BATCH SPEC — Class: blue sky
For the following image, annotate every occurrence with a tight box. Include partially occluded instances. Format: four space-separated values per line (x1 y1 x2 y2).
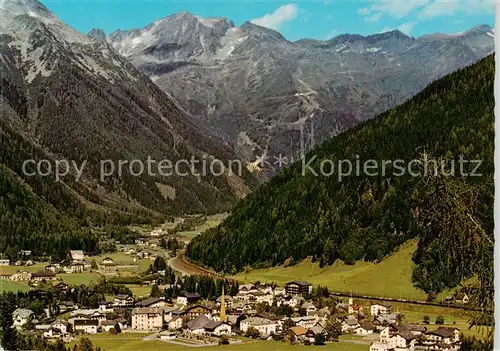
42 0 495 41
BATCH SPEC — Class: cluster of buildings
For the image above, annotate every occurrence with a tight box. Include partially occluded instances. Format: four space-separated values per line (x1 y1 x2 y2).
0 250 90 287
370 324 461 351
7 273 466 350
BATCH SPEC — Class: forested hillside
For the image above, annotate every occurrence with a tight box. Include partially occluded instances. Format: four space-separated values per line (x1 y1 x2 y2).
0 0 257 260
187 55 494 293
0 118 133 260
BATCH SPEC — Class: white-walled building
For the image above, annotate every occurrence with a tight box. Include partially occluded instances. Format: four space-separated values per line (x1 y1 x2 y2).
12 309 34 328
370 302 392 316
240 317 278 337
131 308 164 331
74 320 99 334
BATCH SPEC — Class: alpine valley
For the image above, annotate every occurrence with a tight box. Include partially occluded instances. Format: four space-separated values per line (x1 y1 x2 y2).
104 13 494 174
0 0 256 257
0 1 495 350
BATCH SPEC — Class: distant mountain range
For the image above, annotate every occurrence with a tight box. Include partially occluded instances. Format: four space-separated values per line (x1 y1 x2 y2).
101 12 494 175
0 0 255 219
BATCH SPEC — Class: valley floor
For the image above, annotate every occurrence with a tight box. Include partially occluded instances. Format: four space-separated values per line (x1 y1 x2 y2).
74 335 368 351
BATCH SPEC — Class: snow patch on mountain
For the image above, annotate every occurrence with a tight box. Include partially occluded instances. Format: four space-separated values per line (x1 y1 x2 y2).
0 0 142 84
194 15 226 28
0 0 91 44
215 27 246 60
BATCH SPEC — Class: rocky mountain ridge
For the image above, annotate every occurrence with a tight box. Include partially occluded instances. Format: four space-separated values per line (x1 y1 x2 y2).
0 0 255 216
104 13 494 175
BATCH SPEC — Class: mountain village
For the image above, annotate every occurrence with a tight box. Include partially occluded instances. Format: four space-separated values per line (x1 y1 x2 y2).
5 260 465 351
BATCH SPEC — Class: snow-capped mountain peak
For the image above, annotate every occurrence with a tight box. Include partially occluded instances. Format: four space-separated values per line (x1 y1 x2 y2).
0 0 51 19
0 0 140 84
0 0 92 46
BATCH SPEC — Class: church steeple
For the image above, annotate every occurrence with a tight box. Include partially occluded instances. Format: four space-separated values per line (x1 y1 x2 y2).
220 285 227 322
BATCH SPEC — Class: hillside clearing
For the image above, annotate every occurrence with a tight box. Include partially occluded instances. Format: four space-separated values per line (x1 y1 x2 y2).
0 280 30 293
177 214 228 242
231 240 427 300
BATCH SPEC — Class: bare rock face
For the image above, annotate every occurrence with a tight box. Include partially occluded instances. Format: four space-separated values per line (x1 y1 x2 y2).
0 0 255 215
106 13 494 174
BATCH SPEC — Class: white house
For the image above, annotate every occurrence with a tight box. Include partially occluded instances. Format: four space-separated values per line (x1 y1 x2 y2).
0 259 10 266
291 316 319 329
114 294 134 306
13 309 34 328
43 327 61 339
424 327 460 345
45 264 59 273
205 321 232 336
168 316 183 330
370 341 391 351
185 315 232 336
240 317 277 336
238 284 255 294
280 295 304 308
74 319 99 334
380 326 391 343
102 257 114 265
301 302 318 316
69 310 106 326
158 331 177 340
131 308 164 331
97 301 114 313
136 297 166 308
163 306 180 323
70 250 85 262
285 281 313 296
370 302 392 316
216 295 233 308
10 271 31 281
51 320 69 334
354 322 374 335
247 291 273 305
274 287 286 296
176 292 201 306
100 321 118 332
389 332 416 351
64 263 84 274
341 317 360 332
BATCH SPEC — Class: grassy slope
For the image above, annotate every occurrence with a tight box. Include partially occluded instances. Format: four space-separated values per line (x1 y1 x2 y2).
126 285 152 299
57 273 102 286
0 280 30 293
177 214 229 242
0 263 47 275
231 240 427 300
76 336 367 351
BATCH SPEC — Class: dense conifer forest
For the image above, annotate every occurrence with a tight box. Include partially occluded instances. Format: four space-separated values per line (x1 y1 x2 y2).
187 55 494 294
0 118 163 260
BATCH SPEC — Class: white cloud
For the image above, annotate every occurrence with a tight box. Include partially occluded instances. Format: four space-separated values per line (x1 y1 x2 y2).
251 4 299 31
357 7 371 15
417 1 459 19
380 26 393 33
379 22 417 35
360 0 493 23
327 14 334 20
398 22 417 34
358 0 430 20
324 29 339 40
365 12 383 22
418 0 494 20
